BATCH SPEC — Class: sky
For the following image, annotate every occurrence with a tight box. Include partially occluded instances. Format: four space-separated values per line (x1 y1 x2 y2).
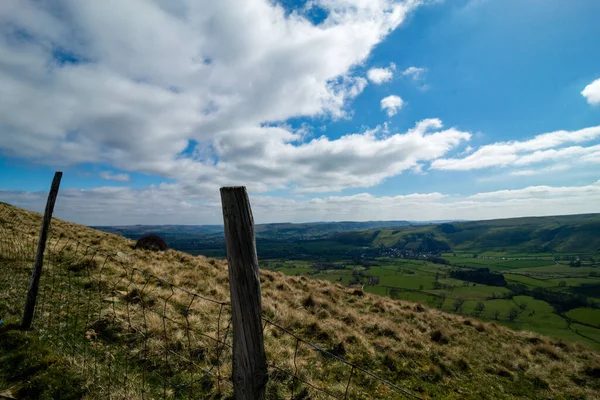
1 0 600 225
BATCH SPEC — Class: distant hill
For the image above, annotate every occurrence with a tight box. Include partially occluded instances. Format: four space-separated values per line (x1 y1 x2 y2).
95 214 600 258
93 220 416 241
330 213 600 254
93 224 224 239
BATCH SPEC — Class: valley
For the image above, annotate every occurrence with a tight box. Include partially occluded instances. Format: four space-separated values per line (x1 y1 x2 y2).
98 213 600 350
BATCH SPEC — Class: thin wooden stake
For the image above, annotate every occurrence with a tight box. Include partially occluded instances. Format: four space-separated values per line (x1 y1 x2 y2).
220 186 268 400
22 171 63 329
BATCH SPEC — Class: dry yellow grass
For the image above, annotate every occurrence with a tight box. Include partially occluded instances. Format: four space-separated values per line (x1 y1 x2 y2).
1 202 600 399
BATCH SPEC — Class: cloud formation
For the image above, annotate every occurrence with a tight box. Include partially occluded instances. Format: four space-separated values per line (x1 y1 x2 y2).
3 180 599 225
0 0 423 193
100 171 130 182
209 119 470 193
380 95 404 116
367 63 396 84
402 66 426 81
582 78 600 105
431 126 600 171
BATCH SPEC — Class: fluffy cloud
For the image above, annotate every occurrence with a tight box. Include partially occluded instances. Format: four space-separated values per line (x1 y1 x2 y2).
210 119 470 193
367 63 395 84
380 95 404 116
402 66 426 80
509 164 571 177
3 180 599 225
0 0 423 193
582 78 600 105
100 171 130 182
469 180 600 200
431 126 600 171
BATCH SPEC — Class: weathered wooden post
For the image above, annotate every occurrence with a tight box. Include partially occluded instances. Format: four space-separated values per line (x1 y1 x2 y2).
220 186 268 399
22 171 63 329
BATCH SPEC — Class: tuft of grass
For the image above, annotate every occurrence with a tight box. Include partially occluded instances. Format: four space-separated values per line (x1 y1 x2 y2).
67 258 98 273
430 329 450 344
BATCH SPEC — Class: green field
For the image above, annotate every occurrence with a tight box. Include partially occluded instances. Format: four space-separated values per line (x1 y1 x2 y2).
504 274 556 287
566 308 600 328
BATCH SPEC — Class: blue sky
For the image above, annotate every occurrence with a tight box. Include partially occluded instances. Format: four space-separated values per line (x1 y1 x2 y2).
1 0 599 225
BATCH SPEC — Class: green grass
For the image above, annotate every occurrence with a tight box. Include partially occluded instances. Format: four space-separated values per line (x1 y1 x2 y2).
444 256 556 271
514 265 599 277
463 299 514 316
377 275 436 290
317 271 354 285
435 296 600 350
0 324 88 399
432 284 511 300
546 277 600 287
504 274 556 288
566 308 600 328
570 323 600 344
365 265 401 277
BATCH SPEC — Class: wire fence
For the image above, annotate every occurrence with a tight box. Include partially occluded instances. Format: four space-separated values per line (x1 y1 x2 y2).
0 203 422 399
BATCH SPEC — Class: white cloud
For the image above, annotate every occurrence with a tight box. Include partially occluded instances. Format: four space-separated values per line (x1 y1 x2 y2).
509 164 571 177
214 119 470 193
582 78 600 105
431 126 600 171
367 63 396 84
3 180 599 225
461 145 474 155
509 170 537 177
100 171 130 182
380 95 404 116
469 180 600 200
0 0 423 193
402 66 426 80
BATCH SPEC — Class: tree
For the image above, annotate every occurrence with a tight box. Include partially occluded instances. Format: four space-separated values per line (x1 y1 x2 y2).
453 297 465 312
493 310 500 320
419 284 424 291
508 307 519 322
558 280 567 287
475 302 485 316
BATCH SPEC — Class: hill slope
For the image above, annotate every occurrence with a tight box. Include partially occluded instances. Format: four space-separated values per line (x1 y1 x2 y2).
1 202 599 399
331 213 600 254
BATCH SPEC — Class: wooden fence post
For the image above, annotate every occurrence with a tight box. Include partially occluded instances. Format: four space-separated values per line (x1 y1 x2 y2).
22 171 63 329
220 186 268 400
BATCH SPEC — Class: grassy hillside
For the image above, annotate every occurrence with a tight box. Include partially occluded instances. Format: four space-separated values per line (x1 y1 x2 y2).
332 213 600 254
1 202 600 399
